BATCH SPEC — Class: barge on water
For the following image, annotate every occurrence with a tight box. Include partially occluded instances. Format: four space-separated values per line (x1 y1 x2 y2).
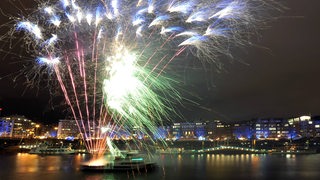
80 154 157 172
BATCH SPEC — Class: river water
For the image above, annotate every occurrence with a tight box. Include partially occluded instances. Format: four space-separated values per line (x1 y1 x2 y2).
0 153 320 180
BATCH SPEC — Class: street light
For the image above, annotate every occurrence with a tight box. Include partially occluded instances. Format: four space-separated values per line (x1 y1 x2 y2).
35 124 40 137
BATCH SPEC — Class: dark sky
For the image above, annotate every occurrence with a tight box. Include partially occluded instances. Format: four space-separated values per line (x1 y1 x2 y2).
0 0 320 123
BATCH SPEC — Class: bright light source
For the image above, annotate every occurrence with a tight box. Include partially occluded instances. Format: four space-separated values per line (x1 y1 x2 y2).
101 127 110 134
300 116 311 121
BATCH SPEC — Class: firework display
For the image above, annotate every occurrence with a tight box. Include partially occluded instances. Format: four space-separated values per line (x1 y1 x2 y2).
9 0 280 156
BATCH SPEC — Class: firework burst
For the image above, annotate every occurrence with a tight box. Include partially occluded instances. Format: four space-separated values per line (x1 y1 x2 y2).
2 0 282 156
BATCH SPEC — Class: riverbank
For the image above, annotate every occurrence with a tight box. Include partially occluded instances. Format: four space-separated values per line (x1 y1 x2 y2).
1 137 320 155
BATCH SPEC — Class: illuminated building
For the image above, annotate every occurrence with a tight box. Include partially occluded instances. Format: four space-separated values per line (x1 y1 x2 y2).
171 122 193 139
288 115 316 138
249 116 318 140
313 117 320 137
170 120 231 140
205 120 232 140
40 124 59 138
171 123 182 139
0 115 37 138
57 119 80 139
253 118 289 139
232 122 253 140
181 122 196 138
0 118 13 137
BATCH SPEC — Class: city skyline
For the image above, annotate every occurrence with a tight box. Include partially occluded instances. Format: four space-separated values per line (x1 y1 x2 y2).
2 114 320 141
0 0 319 123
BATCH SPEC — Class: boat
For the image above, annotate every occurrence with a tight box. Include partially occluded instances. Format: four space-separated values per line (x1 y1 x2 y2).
80 153 157 172
29 143 75 155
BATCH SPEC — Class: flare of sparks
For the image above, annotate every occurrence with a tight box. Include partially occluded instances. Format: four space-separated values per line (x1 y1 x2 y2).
7 0 281 157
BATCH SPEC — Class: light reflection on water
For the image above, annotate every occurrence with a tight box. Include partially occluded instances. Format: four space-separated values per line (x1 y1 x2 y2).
1 153 320 180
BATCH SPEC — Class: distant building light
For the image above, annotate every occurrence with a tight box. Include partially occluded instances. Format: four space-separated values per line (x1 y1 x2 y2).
66 136 74 140
300 116 311 121
198 136 205 141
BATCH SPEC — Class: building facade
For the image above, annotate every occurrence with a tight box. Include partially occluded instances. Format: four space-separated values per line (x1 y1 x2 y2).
0 115 37 138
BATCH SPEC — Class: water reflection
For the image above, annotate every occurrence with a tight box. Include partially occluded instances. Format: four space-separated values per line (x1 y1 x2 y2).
16 153 70 173
83 173 117 180
16 153 39 173
1 153 320 180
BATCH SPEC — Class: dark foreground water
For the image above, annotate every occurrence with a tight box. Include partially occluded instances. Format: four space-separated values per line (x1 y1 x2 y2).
1 153 320 180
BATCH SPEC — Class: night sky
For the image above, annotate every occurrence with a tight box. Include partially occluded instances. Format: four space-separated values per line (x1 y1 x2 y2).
0 0 319 123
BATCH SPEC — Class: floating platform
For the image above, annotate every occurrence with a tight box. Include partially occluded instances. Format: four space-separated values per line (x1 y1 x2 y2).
81 161 157 172
80 155 157 172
